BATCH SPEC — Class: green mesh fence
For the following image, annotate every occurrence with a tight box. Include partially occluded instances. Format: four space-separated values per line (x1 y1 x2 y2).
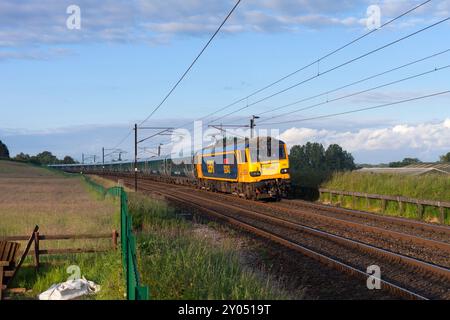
82 175 149 300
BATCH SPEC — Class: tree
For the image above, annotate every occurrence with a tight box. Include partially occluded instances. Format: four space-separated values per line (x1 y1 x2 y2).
0 140 10 159
440 152 450 163
62 156 77 164
31 151 59 165
14 152 31 162
290 142 326 171
325 144 356 171
389 158 421 168
289 142 355 188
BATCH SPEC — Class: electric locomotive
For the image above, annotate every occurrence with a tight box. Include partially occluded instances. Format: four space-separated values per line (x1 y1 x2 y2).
50 136 291 200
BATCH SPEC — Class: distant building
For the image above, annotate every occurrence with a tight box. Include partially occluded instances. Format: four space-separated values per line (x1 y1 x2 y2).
357 163 450 176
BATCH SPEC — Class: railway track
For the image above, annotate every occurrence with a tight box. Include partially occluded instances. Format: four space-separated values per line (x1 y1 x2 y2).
166 184 450 267
281 199 450 242
104 175 450 300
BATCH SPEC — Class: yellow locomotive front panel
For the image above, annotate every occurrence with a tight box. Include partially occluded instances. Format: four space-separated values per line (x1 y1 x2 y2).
196 137 290 200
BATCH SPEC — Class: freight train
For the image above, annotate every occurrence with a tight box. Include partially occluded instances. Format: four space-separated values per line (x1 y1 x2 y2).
51 136 291 200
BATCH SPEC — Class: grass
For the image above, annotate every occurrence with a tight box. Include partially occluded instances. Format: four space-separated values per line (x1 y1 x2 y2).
320 171 450 224
0 160 123 299
11 252 124 300
128 193 289 300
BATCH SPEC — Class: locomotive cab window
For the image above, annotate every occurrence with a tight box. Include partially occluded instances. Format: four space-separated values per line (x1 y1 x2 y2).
250 138 286 162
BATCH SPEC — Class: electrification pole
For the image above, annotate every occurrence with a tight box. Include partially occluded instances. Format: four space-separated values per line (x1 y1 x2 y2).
250 115 259 138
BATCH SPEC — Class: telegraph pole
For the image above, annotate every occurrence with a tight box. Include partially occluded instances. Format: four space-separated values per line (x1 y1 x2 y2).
134 123 138 192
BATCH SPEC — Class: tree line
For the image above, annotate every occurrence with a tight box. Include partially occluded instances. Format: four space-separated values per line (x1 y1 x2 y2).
289 142 356 189
0 140 77 165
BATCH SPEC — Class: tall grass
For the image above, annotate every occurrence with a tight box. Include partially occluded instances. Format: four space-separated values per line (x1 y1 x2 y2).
320 172 450 224
128 193 289 300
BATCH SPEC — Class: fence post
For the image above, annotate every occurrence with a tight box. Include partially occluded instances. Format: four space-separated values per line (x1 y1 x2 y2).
34 231 40 270
417 203 424 220
439 204 445 224
112 229 118 250
397 197 404 215
381 199 386 214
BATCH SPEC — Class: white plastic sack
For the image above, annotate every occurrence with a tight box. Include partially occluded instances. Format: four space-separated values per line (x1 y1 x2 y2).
38 277 100 300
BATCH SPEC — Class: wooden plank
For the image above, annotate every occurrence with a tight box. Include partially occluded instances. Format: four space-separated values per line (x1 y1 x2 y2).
9 243 19 263
38 248 107 255
5 288 27 294
0 242 6 259
1 232 116 242
7 225 38 287
0 266 3 300
3 271 14 277
2 242 12 261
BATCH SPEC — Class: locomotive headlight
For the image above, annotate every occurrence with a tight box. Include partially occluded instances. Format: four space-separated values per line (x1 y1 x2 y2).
250 171 261 177
280 168 289 174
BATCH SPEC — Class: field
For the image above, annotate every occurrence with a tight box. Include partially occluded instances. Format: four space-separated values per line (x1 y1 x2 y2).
0 160 123 299
320 171 450 223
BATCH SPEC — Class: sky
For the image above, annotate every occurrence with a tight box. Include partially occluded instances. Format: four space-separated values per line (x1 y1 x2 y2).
0 0 449 164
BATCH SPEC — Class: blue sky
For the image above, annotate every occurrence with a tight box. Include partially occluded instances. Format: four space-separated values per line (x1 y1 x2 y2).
0 0 449 163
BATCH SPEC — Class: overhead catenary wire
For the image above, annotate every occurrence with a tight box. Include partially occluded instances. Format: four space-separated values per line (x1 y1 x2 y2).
195 0 434 123
105 0 241 151
209 16 450 124
138 0 242 126
257 48 450 118
148 0 434 144
262 90 450 126
257 64 450 123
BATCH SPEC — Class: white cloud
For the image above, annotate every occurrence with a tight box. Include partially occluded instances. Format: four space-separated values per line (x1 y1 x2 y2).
0 0 446 51
279 118 450 153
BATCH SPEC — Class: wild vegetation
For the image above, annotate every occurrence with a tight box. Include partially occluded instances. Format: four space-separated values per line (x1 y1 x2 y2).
441 152 450 163
127 193 291 299
0 140 76 164
14 151 77 165
320 171 450 224
0 160 123 299
0 140 9 158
